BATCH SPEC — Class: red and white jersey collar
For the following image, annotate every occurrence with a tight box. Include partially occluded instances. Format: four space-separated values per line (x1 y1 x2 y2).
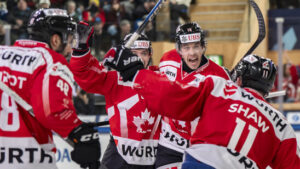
244 87 265 100
14 40 50 49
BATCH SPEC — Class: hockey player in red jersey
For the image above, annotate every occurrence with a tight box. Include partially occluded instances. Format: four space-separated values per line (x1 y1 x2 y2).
154 22 230 169
0 8 101 169
114 53 300 169
70 23 161 169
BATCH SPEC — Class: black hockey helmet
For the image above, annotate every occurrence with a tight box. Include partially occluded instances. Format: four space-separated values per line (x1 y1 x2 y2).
175 22 206 50
122 33 153 55
232 54 277 95
27 8 77 45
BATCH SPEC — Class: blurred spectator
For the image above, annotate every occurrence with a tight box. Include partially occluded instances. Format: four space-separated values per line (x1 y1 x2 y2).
0 0 8 21
36 0 51 9
169 0 191 40
73 89 95 115
119 19 131 40
102 0 111 12
104 0 130 46
7 0 32 43
133 0 155 21
50 0 65 8
83 0 105 24
270 53 300 103
0 20 6 45
134 15 156 41
93 17 107 60
120 0 134 19
66 0 81 22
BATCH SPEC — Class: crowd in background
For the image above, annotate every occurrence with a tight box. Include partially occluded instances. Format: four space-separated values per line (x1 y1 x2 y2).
0 0 195 61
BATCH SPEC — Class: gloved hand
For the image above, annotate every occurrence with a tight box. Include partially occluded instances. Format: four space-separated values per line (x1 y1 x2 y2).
73 21 94 56
104 45 144 81
68 123 101 168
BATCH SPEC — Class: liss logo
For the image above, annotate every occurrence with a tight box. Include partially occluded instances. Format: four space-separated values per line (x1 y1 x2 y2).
133 109 155 133
224 83 238 96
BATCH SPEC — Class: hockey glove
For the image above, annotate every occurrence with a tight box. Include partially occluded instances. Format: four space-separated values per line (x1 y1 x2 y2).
104 45 144 81
73 21 94 56
68 123 101 168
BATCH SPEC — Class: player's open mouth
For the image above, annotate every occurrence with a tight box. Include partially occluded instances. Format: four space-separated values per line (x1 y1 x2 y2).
188 58 198 63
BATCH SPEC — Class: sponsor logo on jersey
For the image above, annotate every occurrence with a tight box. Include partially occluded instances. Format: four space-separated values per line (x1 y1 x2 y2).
161 128 189 148
0 146 54 164
121 144 158 158
180 33 201 44
133 109 155 133
227 148 259 169
1 51 37 67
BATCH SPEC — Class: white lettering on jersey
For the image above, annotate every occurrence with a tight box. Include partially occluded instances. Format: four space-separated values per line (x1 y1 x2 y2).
211 76 295 141
0 71 27 89
228 104 269 133
0 47 46 74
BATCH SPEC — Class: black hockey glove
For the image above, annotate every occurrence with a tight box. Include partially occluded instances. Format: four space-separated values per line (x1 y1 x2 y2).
68 123 101 169
104 45 144 81
73 21 94 56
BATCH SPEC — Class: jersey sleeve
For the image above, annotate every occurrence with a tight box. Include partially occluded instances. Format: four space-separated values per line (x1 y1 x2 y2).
133 69 212 121
270 137 300 169
30 61 81 138
70 51 117 95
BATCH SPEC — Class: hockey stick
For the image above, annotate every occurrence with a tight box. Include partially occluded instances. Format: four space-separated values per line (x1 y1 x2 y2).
265 90 286 99
124 0 166 48
231 0 266 73
243 0 266 57
0 80 105 168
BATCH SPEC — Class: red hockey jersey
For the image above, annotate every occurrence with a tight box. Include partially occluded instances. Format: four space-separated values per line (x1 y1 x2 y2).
0 40 81 169
70 52 161 165
133 70 300 169
158 49 230 153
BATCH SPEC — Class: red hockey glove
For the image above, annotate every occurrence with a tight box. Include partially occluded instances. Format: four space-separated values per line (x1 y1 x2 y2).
104 45 144 81
68 123 101 168
72 21 94 56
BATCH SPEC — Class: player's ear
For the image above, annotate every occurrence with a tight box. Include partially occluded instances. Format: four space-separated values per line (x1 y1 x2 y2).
50 34 62 50
236 77 242 86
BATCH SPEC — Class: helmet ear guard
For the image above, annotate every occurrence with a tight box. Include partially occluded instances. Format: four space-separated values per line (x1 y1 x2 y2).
232 54 277 96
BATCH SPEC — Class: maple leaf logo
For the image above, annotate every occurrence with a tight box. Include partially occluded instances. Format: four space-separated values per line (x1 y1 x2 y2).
133 109 155 133
223 82 238 96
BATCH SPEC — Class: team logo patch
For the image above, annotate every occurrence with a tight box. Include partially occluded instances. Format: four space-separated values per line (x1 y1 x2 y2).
224 82 238 96
243 55 258 64
180 33 201 43
262 61 270 70
131 40 150 49
133 109 155 133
